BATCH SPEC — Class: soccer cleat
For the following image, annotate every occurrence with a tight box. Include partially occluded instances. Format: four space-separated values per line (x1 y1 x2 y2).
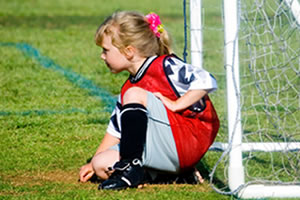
99 158 145 190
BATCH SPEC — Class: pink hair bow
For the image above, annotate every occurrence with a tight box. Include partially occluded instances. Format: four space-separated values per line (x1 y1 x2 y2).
145 12 164 38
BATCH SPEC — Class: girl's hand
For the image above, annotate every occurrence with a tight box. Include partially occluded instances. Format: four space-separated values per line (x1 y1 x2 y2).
153 92 177 112
154 89 208 112
79 162 94 182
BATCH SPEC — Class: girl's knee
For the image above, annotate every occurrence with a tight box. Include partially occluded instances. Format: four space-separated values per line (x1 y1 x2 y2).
123 87 148 106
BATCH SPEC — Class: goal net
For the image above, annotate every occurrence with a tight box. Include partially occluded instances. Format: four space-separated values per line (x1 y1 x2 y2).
187 0 300 198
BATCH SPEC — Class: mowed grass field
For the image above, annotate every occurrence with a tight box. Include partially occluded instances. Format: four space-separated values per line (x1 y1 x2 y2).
0 0 231 199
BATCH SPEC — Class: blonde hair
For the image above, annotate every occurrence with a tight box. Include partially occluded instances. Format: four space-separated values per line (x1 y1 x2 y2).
95 11 172 57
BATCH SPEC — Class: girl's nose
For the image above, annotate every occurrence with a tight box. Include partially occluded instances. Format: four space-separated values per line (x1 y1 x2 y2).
100 53 106 60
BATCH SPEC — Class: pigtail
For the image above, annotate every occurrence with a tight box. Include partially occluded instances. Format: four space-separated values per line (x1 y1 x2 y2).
158 29 172 56
145 12 172 56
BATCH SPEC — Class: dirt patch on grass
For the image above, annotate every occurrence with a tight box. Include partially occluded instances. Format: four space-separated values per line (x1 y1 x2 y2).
1 169 80 187
139 182 212 193
1 170 212 195
0 169 98 197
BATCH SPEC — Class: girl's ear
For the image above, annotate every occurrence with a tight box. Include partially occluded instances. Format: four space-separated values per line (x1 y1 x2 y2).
123 45 136 60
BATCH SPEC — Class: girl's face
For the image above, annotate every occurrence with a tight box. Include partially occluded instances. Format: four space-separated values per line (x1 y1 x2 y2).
100 34 129 73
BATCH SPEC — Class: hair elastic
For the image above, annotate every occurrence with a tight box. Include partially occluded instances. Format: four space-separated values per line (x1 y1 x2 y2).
145 12 164 38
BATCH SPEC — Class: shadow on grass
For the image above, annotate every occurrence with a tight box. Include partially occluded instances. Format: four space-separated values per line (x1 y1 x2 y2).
84 156 228 190
0 15 104 29
0 14 184 29
196 160 228 191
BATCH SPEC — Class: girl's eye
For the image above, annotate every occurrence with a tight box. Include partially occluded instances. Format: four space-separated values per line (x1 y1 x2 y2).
102 48 108 54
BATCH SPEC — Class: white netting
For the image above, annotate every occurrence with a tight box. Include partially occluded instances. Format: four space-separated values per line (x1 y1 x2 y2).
185 0 300 196
238 0 300 184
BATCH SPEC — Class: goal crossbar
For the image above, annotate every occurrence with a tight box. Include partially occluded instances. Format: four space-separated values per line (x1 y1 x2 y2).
210 142 300 152
238 185 300 199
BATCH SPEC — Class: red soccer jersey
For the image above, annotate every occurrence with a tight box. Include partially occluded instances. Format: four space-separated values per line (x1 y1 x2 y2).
121 55 220 169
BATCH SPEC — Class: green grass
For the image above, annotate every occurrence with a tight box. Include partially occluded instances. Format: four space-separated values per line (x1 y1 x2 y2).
0 0 232 199
1 0 299 199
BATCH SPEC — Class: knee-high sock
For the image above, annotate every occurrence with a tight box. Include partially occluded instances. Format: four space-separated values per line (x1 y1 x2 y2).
120 103 148 160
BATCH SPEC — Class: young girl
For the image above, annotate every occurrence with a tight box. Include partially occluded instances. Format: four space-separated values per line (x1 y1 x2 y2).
79 11 219 190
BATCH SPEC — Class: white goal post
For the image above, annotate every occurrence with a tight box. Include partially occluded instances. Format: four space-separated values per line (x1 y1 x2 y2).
189 0 300 198
190 0 203 68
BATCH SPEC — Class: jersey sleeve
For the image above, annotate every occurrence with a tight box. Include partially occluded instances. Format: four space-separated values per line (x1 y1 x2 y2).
164 56 217 96
106 95 122 139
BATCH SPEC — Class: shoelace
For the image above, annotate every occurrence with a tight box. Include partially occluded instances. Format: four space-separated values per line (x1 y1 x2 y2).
108 159 142 179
